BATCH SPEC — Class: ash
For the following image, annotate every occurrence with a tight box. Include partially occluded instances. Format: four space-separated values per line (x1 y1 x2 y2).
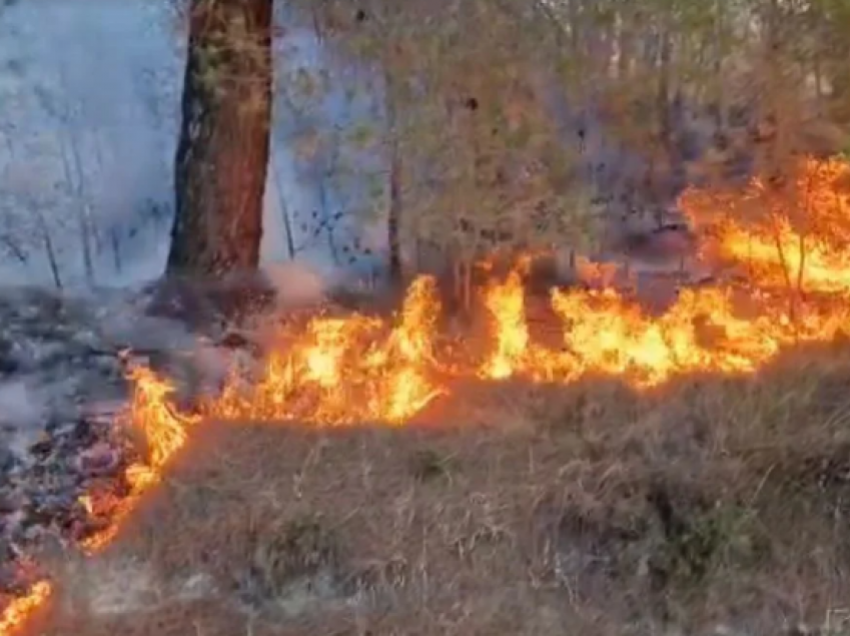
0 281 260 599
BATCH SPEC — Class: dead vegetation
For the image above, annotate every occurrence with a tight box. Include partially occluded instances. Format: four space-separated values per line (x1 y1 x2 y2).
20 340 850 636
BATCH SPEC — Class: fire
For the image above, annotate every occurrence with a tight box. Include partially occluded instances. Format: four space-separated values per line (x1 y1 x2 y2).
470 159 850 388
480 281 848 388
480 268 529 379
0 582 52 634
680 156 850 294
3 156 850 635
208 274 444 424
476 159 850 387
80 365 200 552
192 161 850 398
0 361 200 636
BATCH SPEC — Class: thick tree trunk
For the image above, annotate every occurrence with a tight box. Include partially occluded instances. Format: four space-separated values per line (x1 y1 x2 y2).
167 0 274 277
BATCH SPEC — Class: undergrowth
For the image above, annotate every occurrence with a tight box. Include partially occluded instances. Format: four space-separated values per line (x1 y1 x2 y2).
26 344 850 636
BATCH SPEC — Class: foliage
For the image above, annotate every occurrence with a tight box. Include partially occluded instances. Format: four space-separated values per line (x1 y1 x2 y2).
282 0 606 283
4 0 848 285
159 0 850 286
275 0 847 275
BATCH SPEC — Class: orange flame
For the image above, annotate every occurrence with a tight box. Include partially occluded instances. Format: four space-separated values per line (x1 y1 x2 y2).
0 582 52 635
208 274 445 424
478 280 848 388
0 362 199 635
680 156 850 294
480 268 529 379
81 365 200 552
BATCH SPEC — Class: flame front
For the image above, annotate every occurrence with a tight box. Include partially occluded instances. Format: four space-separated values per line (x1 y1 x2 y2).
210 274 444 424
476 158 850 387
4 156 850 636
479 281 848 388
81 365 200 552
197 158 850 399
680 157 850 295
0 582 51 635
0 362 198 636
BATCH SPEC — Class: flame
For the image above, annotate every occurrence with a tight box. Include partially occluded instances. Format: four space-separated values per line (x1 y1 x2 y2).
208 274 445 424
192 158 850 400
475 159 850 387
4 156 850 635
0 364 199 635
478 279 850 388
480 268 529 379
80 365 200 552
0 582 52 635
680 156 850 294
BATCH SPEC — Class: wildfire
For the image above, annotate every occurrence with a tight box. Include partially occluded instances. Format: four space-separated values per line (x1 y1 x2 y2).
208 274 445 424
679 156 850 294
186 158 850 397
80 365 201 552
475 158 850 387
0 582 51 635
3 156 850 635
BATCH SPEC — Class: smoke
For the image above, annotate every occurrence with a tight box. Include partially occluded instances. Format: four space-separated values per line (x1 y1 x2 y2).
0 0 181 287
261 261 335 308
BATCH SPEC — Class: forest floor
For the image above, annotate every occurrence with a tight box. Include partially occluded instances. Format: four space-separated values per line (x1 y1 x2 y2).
20 338 850 636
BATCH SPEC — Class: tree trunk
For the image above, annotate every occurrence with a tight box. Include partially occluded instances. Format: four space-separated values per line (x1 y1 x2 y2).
813 50 823 117
36 212 62 289
759 0 794 181
712 0 727 131
387 147 403 283
656 28 673 154
270 154 296 259
616 10 633 80
385 66 403 285
167 0 274 277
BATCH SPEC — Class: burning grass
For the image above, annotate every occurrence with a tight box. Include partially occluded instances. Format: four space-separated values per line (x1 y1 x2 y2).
26 353 850 635
4 156 850 635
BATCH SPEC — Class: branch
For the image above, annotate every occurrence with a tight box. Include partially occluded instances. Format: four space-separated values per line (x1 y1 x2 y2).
0 233 28 264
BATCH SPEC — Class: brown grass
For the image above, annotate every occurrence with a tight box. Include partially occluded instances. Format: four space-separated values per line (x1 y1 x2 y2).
25 342 850 636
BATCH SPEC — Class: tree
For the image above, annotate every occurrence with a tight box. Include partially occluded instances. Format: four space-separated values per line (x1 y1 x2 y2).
276 0 847 306
296 0 595 298
300 1 418 285
167 0 274 277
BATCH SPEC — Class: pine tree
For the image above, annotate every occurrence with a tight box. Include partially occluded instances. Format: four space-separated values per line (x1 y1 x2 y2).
167 0 274 277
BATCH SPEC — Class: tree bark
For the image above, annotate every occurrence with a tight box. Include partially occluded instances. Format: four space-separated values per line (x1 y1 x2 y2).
656 28 673 155
167 0 274 277
616 10 633 80
387 144 403 283
384 66 403 285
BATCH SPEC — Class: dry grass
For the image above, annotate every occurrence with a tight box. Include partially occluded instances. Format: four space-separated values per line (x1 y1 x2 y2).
25 342 850 636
